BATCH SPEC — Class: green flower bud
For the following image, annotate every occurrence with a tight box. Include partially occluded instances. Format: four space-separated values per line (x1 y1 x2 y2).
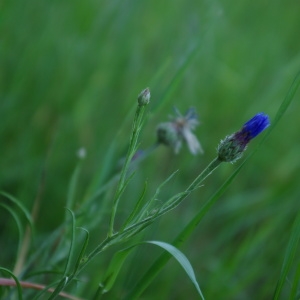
137 88 150 106
217 113 270 163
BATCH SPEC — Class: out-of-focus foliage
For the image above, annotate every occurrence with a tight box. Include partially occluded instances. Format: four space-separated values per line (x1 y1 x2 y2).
1 0 300 299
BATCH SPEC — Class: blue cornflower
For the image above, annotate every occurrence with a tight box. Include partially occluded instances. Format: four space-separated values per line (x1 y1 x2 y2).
217 113 270 163
241 113 271 140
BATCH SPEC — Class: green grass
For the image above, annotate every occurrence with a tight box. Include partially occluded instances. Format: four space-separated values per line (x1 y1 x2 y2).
1 0 300 299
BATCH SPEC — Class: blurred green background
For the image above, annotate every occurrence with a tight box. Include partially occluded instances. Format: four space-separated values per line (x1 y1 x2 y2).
1 0 300 299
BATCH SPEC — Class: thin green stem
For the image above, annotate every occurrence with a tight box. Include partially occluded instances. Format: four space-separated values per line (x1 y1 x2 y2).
157 157 222 216
108 105 146 236
188 157 222 190
52 157 222 297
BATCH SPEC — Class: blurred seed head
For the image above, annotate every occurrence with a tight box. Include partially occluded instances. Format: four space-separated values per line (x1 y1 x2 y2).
156 107 203 155
77 147 87 159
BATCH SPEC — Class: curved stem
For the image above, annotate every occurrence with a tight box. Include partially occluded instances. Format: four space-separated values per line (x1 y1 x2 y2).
0 278 82 300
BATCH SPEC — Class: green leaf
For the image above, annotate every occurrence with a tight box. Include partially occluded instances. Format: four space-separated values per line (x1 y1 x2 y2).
66 162 82 215
138 170 179 221
0 191 33 232
47 277 69 300
272 71 300 127
0 204 24 269
101 241 204 299
145 241 205 300
73 227 90 274
21 227 62 276
63 208 76 277
273 212 300 299
83 139 118 205
100 246 134 294
121 180 148 230
289 261 300 300
0 267 23 300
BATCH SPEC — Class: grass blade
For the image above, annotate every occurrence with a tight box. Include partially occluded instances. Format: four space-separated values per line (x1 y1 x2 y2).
272 71 300 126
0 191 33 232
121 180 148 230
289 261 300 300
101 240 204 299
273 212 300 299
46 209 77 299
63 208 76 277
73 227 89 275
0 204 24 270
66 162 82 215
152 45 199 113
47 277 69 300
145 241 205 300
0 267 23 300
100 247 135 294
83 140 118 206
138 170 179 221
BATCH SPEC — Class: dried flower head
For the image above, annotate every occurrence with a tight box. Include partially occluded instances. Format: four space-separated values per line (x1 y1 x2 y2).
157 107 203 155
217 112 270 163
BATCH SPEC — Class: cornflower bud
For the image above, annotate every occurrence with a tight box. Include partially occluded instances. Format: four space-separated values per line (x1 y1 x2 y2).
217 113 270 163
137 88 150 106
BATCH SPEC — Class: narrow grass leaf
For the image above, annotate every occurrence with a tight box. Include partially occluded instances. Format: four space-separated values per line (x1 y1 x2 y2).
31 281 60 300
121 181 148 230
101 240 204 299
63 208 76 277
0 204 23 268
0 267 22 300
0 191 33 232
272 71 300 126
73 227 89 275
39 278 68 300
100 247 135 294
84 139 118 206
152 45 199 113
138 170 178 220
118 221 155 243
115 171 136 205
289 261 300 300
145 241 205 300
66 162 82 214
92 284 104 300
22 227 62 276
273 212 300 300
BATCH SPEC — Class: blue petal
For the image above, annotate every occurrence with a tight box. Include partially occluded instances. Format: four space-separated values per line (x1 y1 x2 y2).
242 113 270 138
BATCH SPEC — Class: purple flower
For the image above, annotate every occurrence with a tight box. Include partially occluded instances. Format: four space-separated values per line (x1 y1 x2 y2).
217 113 270 163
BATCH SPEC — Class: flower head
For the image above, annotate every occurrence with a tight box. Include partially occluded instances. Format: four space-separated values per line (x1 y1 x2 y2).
156 107 203 155
137 88 150 106
217 112 270 163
